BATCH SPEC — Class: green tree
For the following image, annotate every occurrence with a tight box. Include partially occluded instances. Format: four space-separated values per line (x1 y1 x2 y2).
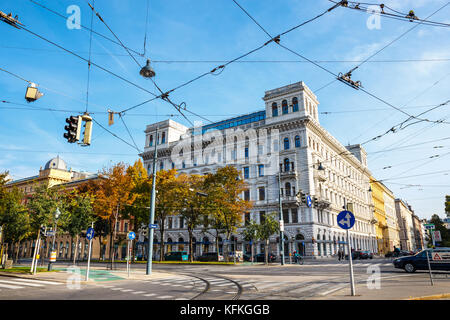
445 195 450 217
429 214 450 247
0 187 30 262
255 212 279 265
178 174 208 262
240 221 259 263
203 166 252 261
60 191 95 264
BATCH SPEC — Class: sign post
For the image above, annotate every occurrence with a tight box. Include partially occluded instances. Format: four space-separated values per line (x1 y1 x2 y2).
127 232 136 278
337 209 356 296
85 224 94 281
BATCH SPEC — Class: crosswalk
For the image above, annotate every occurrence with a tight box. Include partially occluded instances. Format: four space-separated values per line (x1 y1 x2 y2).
303 262 393 268
0 277 63 291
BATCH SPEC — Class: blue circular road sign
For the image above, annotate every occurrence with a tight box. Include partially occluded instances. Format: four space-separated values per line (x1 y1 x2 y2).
337 210 355 230
306 195 312 208
128 231 136 240
86 227 95 240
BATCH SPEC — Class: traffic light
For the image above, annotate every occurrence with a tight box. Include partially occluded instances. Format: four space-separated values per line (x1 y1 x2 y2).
63 115 81 143
81 114 93 146
313 196 319 208
39 225 47 237
297 191 306 204
25 83 43 102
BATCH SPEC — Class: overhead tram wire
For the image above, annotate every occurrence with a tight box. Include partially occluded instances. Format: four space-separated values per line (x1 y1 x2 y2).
85 1 195 127
117 1 345 115
229 0 446 126
119 113 142 153
91 117 141 153
340 2 450 75
328 0 450 27
85 0 95 113
29 0 143 56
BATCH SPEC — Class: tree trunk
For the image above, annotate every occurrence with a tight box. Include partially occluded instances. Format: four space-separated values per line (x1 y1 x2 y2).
159 218 165 262
265 239 269 265
14 240 20 263
188 228 194 262
73 235 79 265
109 220 114 268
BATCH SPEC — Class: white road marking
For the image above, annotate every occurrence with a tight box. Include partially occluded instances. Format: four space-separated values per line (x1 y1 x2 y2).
0 283 25 289
144 293 156 297
13 279 62 285
156 295 173 299
120 289 134 292
110 288 123 291
0 279 42 287
132 291 146 294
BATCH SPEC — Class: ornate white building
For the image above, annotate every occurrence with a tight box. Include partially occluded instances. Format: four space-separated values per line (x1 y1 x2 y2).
140 81 377 259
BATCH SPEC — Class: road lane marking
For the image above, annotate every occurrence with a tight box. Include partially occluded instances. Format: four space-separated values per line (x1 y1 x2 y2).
0 283 25 289
132 291 146 294
0 279 43 287
12 279 62 285
144 293 156 297
156 295 173 299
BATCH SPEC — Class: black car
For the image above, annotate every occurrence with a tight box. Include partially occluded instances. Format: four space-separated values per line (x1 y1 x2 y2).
393 248 450 273
345 250 361 260
254 253 276 262
197 252 224 262
359 250 373 259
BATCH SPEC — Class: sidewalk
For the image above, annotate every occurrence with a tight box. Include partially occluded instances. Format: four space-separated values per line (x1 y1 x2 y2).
312 274 450 300
0 265 179 284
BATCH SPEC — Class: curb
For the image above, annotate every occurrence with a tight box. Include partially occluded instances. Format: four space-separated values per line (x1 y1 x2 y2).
407 293 450 300
0 272 66 283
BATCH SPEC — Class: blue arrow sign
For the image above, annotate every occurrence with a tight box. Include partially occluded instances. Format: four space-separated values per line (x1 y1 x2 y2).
86 227 95 240
128 231 136 240
337 210 355 230
149 224 158 229
306 195 312 208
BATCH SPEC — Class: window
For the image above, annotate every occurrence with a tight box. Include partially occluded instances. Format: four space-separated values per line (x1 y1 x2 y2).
179 217 184 229
285 182 291 196
161 132 166 144
292 97 299 112
282 100 288 114
259 211 265 224
124 222 128 233
243 167 250 179
168 217 173 229
245 147 249 158
295 135 301 148
116 222 120 232
272 103 278 117
258 164 264 177
284 158 290 172
245 213 251 226
283 209 289 223
160 161 164 170
284 137 290 150
244 190 250 201
149 135 153 147
171 162 175 169
258 187 265 200
292 208 298 223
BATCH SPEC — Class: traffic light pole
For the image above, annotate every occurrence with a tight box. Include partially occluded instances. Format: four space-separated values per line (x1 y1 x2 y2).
344 201 356 296
146 127 158 275
278 172 285 265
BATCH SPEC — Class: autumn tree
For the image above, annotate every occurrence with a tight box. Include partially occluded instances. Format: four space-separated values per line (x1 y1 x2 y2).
86 162 136 267
240 220 258 263
203 166 252 261
178 174 208 262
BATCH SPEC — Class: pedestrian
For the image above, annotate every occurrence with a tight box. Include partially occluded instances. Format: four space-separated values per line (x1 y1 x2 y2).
293 251 298 264
338 248 342 261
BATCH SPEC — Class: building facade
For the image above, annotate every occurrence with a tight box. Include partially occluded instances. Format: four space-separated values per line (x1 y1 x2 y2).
140 81 377 259
395 199 416 251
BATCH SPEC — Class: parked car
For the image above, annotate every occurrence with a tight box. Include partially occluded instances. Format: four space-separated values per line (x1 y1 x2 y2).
243 253 252 262
359 250 373 259
164 251 188 261
254 253 276 262
345 250 362 260
393 248 450 273
197 252 224 262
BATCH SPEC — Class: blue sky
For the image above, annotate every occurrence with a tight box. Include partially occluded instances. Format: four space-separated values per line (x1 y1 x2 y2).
0 0 449 219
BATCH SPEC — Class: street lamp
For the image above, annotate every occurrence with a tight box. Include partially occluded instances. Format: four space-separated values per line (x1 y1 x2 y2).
140 59 156 78
48 207 60 271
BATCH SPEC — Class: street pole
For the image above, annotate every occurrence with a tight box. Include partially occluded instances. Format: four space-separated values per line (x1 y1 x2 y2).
33 236 41 275
31 227 41 274
85 222 94 281
278 171 285 265
345 201 356 296
146 126 158 275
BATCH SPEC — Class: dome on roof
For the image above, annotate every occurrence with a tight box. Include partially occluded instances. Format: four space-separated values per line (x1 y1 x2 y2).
44 156 67 171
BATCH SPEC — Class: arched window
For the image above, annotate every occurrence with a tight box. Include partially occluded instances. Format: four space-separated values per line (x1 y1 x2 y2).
178 237 185 251
272 102 278 117
284 158 290 172
284 137 290 150
282 100 288 114
149 135 153 147
295 135 301 148
182 161 186 169
285 182 291 196
292 97 299 112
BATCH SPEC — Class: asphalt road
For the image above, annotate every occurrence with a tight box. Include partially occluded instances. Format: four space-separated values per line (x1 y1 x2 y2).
0 258 448 300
